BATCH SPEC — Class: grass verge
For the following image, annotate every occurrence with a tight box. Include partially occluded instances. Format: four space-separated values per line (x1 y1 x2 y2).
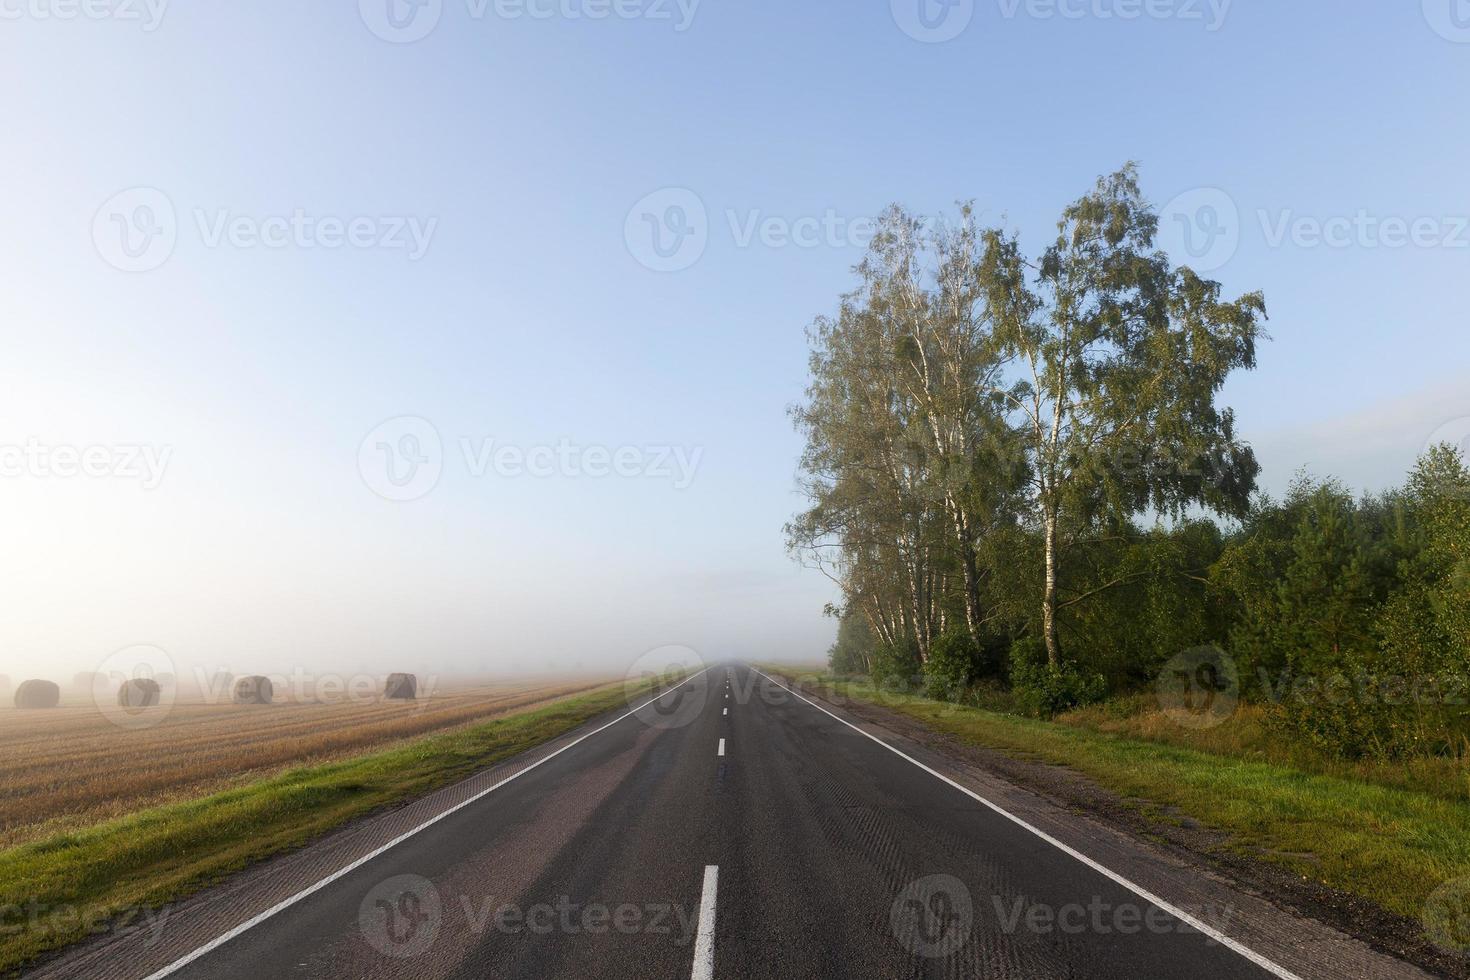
0 678 656 975
761 667 1470 936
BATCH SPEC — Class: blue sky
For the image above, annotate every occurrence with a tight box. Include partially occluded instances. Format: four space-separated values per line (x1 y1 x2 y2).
1 0 1467 682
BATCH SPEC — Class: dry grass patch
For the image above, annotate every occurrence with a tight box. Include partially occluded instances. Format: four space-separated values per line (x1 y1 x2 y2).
0 678 610 847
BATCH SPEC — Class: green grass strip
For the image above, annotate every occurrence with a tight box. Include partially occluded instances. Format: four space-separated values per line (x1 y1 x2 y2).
762 668 1470 932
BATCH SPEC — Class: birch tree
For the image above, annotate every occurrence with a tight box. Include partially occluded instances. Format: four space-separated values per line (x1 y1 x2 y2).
788 205 1019 663
980 165 1265 668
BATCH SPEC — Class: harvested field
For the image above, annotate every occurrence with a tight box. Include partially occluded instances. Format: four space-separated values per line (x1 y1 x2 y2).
0 677 613 848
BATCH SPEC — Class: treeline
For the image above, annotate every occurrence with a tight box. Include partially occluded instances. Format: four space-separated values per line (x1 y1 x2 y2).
787 165 1470 759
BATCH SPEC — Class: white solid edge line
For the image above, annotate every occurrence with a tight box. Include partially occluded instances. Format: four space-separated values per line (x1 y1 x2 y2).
717 738 726 757
751 668 1302 980
139 668 713 980
691 865 719 980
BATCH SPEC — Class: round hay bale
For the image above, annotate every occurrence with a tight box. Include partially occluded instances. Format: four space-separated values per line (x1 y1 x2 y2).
232 675 274 705
15 680 61 709
384 673 418 700
118 678 162 709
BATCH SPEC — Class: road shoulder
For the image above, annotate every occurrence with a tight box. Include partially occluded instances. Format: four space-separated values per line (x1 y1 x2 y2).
767 671 1449 980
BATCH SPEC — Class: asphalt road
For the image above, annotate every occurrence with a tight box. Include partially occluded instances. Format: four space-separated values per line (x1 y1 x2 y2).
49 662 1300 980
34 663 1334 980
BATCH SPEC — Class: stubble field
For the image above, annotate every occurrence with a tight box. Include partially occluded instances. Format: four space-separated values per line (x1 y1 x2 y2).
0 677 613 848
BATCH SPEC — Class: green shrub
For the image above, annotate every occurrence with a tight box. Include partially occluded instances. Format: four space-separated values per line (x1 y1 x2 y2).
924 630 980 702
871 641 922 694
1009 637 1107 718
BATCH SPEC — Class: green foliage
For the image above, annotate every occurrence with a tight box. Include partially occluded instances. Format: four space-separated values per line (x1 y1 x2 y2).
870 641 923 693
827 609 876 676
1213 453 1470 759
789 164 1470 763
1058 520 1229 689
924 629 980 702
1009 637 1107 718
1260 659 1402 759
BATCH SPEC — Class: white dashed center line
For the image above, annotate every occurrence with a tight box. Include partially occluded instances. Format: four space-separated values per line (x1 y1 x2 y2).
717 738 726 756
691 865 719 980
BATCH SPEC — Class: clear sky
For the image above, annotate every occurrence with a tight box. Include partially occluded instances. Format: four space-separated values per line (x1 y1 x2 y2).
1 0 1467 683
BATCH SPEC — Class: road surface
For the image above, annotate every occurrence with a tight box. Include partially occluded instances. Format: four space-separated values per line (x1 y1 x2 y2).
31 664 1422 979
